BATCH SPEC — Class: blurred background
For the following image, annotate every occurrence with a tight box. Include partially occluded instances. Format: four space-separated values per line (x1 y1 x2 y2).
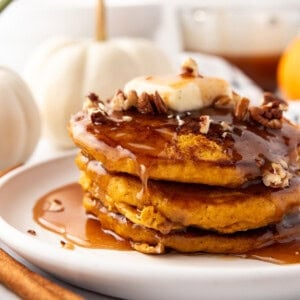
0 0 299 156
0 0 300 94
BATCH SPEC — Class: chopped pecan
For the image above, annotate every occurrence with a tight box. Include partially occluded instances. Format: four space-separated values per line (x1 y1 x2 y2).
136 92 168 115
248 92 287 129
137 92 154 114
125 90 138 109
27 229 37 236
60 240 74 250
109 89 139 112
248 93 288 129
220 121 232 131
262 162 292 188
263 92 288 111
181 57 201 77
110 89 126 111
88 94 109 123
249 106 282 129
83 93 103 110
222 132 228 138
90 109 108 124
153 91 168 114
234 97 250 121
87 92 100 103
199 115 211 134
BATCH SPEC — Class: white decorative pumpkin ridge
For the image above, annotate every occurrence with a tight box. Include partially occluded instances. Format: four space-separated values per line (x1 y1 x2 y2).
0 67 40 170
25 37 173 149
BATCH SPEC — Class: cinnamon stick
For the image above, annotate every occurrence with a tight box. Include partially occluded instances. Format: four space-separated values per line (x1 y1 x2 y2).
0 249 83 300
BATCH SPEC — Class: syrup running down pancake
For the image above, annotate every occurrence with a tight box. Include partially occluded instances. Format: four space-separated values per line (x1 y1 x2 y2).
77 153 300 234
68 58 300 254
70 70 299 188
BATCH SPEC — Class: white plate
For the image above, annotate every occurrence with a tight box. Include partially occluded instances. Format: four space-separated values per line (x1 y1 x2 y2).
1 154 300 300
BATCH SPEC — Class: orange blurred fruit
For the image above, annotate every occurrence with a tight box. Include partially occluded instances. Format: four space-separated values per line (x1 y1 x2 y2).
277 37 300 100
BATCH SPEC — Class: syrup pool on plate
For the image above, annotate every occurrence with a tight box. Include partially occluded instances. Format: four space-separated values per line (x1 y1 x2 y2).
33 183 131 251
33 183 300 264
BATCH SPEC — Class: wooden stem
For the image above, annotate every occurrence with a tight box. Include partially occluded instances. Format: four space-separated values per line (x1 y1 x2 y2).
0 0 14 14
95 0 106 41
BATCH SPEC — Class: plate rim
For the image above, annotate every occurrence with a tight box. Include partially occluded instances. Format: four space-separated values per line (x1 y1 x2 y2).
1 153 300 299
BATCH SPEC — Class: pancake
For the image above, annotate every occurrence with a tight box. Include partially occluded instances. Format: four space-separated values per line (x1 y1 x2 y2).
69 105 300 188
83 193 297 254
77 153 300 234
69 58 300 255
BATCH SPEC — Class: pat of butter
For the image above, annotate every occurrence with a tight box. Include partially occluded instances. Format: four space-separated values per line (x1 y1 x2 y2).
124 73 233 112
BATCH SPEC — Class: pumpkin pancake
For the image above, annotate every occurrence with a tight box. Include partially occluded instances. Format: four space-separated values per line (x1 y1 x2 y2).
69 58 300 188
69 58 300 255
69 106 300 188
77 153 300 234
83 193 298 254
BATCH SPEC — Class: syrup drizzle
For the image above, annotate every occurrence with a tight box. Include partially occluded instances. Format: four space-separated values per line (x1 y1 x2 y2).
70 106 300 197
33 183 131 251
33 183 300 264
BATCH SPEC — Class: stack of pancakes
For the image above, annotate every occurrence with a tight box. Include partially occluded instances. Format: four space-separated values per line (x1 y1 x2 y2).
69 60 300 254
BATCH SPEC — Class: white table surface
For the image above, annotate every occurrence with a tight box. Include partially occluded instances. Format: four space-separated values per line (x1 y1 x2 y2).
0 139 115 300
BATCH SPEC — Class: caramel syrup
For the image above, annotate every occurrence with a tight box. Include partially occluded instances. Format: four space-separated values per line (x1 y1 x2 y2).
217 53 280 92
71 106 300 193
33 183 300 264
33 183 131 251
185 46 281 91
0 164 22 177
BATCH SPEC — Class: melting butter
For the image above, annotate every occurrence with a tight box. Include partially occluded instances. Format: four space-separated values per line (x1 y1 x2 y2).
124 58 233 112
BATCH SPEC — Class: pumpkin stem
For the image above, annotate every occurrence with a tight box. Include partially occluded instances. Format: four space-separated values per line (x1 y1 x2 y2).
0 0 14 13
95 0 106 41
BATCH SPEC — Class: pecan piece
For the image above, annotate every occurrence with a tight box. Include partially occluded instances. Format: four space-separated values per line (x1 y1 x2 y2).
234 97 250 121
153 91 168 114
199 115 211 134
87 92 100 103
60 240 75 250
90 109 108 124
136 92 168 115
249 106 282 129
83 93 102 110
263 92 288 111
110 89 126 111
27 229 37 236
137 92 154 114
248 92 287 129
262 162 292 188
125 90 138 109
181 57 201 77
220 121 232 131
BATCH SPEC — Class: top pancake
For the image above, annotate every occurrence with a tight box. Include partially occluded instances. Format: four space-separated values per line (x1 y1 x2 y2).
69 105 300 187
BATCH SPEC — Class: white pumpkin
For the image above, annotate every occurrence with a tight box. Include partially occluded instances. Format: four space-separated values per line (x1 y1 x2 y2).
0 67 40 170
25 37 173 149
